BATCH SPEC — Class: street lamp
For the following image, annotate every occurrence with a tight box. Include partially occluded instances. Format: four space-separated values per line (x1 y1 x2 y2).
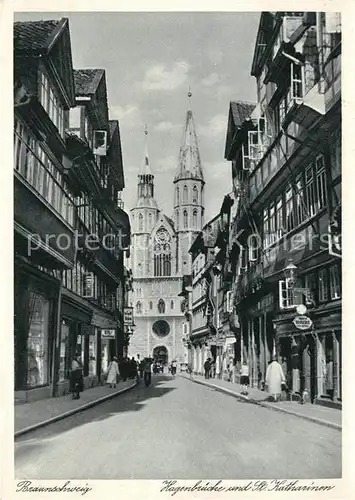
283 259 298 287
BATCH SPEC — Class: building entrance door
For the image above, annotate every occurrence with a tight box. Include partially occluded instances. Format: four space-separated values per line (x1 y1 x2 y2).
152 345 168 365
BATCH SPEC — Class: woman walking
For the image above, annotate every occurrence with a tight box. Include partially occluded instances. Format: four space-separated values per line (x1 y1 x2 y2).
266 356 286 402
70 353 84 400
106 356 120 388
240 360 250 395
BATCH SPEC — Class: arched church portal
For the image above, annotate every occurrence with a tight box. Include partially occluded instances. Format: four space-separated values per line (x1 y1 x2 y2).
152 345 169 365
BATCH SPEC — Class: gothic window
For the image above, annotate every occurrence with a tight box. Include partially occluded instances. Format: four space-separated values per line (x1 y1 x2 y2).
193 185 198 204
176 210 179 230
158 299 165 314
148 212 152 229
138 213 143 231
149 301 153 310
193 209 198 228
136 301 142 314
183 185 188 203
153 228 171 277
183 210 188 229
170 300 174 309
176 187 179 205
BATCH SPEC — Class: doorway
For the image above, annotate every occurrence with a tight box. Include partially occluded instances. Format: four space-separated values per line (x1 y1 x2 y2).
152 345 168 365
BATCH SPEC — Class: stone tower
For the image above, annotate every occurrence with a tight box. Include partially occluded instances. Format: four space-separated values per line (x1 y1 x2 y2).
130 128 160 278
173 102 205 276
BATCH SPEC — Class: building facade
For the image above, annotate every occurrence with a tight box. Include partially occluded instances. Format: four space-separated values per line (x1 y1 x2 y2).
224 12 341 406
128 109 205 365
14 18 131 402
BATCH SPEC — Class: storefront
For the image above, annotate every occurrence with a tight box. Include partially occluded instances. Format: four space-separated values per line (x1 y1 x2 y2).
91 309 118 379
58 289 93 396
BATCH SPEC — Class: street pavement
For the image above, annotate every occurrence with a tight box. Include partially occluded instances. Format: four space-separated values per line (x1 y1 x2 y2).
15 374 341 479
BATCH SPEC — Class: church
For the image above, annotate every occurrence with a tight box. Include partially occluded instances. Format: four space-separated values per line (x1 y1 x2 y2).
128 105 205 365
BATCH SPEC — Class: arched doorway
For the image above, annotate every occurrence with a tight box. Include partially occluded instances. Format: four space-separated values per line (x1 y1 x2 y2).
152 345 168 365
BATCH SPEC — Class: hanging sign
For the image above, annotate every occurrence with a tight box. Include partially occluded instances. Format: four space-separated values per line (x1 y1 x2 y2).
101 329 116 339
124 307 133 325
293 315 313 330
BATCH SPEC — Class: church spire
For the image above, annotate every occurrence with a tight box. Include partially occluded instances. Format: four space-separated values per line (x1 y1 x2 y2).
136 125 156 201
140 125 152 176
175 91 204 181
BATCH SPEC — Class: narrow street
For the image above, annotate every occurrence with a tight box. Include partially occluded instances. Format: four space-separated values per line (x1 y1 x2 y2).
15 375 341 480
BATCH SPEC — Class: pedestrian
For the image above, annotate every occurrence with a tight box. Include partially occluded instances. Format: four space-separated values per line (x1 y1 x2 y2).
106 356 120 388
204 358 211 379
131 357 139 381
144 358 152 387
265 356 286 402
171 359 177 376
119 357 128 381
210 360 215 378
240 360 250 395
70 353 83 399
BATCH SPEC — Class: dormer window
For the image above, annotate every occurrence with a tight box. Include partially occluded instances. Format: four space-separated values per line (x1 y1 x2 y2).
39 71 65 138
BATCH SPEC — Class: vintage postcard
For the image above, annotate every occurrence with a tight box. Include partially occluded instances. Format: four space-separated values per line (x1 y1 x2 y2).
0 0 353 499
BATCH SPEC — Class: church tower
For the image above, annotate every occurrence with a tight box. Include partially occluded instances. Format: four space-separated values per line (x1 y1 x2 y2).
130 127 160 278
173 94 205 276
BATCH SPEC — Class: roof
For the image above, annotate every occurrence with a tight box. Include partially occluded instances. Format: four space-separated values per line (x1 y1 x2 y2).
14 19 65 53
175 109 204 181
230 101 256 128
73 69 105 95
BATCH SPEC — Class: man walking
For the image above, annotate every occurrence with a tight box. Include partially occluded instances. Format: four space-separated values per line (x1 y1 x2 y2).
204 358 211 379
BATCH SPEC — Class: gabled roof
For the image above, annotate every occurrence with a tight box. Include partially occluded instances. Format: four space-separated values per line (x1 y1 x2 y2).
14 19 65 54
74 69 105 96
224 101 256 160
230 101 256 128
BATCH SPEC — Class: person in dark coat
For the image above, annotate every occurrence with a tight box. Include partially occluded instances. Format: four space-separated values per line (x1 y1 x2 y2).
70 353 83 399
204 358 211 379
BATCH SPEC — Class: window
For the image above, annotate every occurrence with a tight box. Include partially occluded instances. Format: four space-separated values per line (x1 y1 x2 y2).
176 187 179 205
176 210 179 230
153 230 171 277
148 213 152 229
183 185 188 203
192 185 198 204
295 177 305 225
39 71 64 137
315 155 327 210
318 268 329 302
183 210 188 229
285 186 295 232
276 197 284 239
69 107 81 129
263 208 269 247
158 299 165 314
26 293 50 387
290 63 304 101
138 213 143 231
136 301 142 314
329 264 341 300
269 204 276 245
305 165 316 217
193 209 198 228
170 300 174 309
149 301 153 310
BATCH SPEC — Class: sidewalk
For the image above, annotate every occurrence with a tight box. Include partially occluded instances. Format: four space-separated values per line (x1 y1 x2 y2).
182 374 341 431
15 379 137 437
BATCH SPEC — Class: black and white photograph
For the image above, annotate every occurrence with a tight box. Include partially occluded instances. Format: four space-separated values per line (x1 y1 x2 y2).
4 2 348 494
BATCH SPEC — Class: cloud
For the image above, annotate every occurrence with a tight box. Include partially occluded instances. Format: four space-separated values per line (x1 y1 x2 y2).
208 49 223 65
110 104 140 128
154 121 178 133
155 155 177 172
201 73 220 87
141 61 189 91
199 114 227 139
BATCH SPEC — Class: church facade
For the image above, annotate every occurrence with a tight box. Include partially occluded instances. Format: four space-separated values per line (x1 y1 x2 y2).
128 108 205 365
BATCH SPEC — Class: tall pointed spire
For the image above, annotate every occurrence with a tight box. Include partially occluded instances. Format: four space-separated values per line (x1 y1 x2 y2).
176 92 204 180
140 125 152 175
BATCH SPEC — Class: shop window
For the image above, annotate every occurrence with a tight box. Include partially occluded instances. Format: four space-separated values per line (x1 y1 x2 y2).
89 331 97 376
329 264 341 300
318 268 329 302
59 322 71 382
27 293 50 388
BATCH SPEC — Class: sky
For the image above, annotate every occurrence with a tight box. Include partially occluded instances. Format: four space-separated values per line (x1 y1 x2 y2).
15 11 260 222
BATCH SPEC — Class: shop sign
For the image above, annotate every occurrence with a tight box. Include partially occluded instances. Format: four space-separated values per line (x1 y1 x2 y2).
81 325 95 335
124 307 133 325
293 315 313 331
101 329 116 339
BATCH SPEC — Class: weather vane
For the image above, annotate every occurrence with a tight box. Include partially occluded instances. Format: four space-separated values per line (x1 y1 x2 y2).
144 124 148 136
188 87 192 109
